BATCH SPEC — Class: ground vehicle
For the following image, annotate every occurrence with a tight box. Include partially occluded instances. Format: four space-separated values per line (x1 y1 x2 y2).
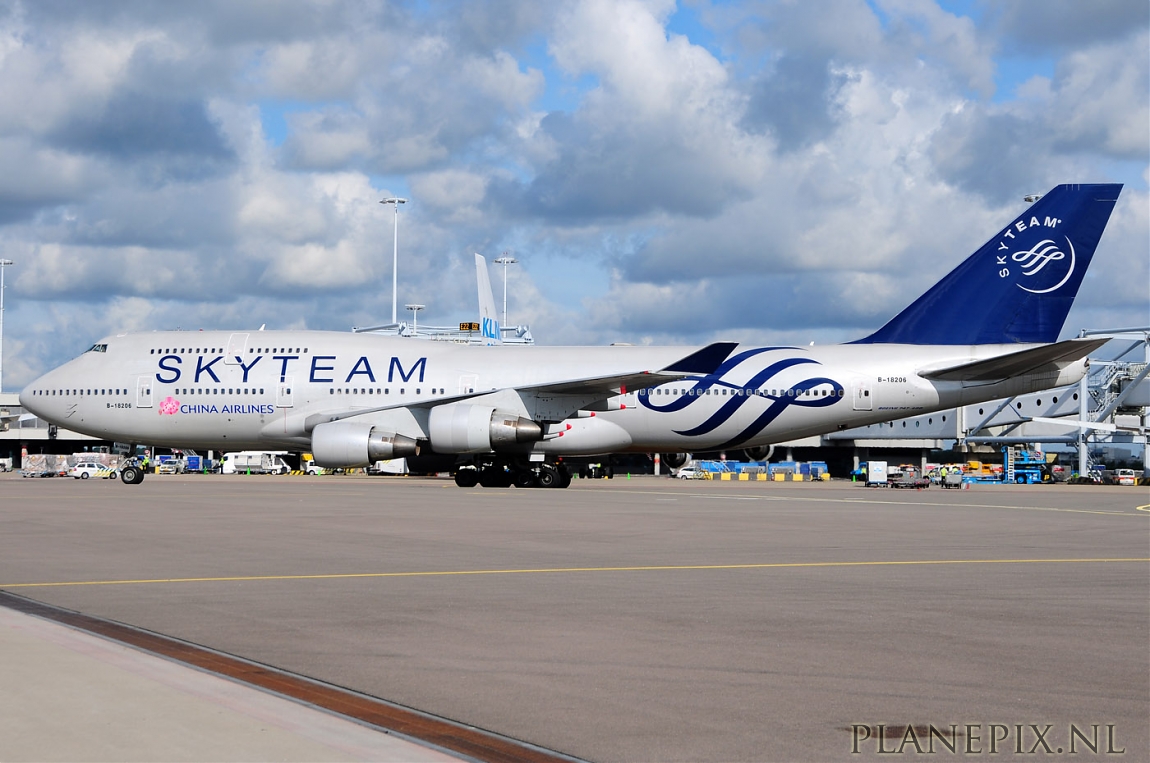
864 461 888 486
69 461 114 479
676 466 702 479
1112 469 1139 486
220 451 291 475
889 464 930 489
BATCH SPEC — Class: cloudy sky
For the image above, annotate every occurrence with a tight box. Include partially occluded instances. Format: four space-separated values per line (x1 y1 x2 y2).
0 0 1147 390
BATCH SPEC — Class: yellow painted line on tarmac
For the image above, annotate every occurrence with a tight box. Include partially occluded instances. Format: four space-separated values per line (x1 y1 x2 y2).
3 558 1147 590
595 488 1146 517
1136 504 1150 512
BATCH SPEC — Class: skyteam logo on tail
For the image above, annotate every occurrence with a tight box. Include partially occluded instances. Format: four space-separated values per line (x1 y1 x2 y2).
1012 238 1076 294
994 215 1075 294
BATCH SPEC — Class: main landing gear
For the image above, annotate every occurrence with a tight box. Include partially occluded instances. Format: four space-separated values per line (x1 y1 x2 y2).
119 462 146 485
454 458 572 489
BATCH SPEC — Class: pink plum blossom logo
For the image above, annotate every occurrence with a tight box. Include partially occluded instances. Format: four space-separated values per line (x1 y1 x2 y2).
158 397 180 415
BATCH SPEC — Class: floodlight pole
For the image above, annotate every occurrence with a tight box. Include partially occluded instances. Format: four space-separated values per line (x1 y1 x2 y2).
380 198 408 325
0 259 11 393
493 254 517 327
406 304 425 335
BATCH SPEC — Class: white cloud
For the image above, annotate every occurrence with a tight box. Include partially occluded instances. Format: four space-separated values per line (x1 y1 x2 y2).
0 0 1145 389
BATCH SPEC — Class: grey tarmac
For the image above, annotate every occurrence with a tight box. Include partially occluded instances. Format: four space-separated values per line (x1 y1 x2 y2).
0 472 1147 762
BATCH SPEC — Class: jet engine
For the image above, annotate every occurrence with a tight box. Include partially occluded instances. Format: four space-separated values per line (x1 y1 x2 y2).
661 452 690 469
742 445 774 462
310 421 419 468
428 404 544 454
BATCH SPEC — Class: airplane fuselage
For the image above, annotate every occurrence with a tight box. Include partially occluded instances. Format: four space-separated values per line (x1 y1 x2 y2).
20 329 1087 456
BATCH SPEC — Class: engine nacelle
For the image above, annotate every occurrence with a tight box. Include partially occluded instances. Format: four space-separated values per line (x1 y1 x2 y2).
428 404 543 454
743 445 774 462
310 421 419 468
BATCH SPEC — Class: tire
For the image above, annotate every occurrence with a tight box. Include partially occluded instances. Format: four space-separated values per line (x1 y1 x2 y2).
559 470 572 489
514 470 538 488
120 466 139 485
81 472 90 479
454 470 479 488
538 467 559 488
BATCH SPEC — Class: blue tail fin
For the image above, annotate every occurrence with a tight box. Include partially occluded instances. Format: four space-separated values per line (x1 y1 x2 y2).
855 184 1122 345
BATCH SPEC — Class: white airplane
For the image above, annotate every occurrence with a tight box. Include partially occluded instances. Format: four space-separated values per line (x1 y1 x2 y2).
20 184 1121 488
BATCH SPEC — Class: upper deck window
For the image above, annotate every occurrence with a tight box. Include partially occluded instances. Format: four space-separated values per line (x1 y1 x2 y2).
87 344 107 353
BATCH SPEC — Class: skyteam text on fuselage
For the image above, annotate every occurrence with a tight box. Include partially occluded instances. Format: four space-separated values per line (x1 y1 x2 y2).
21 184 1122 488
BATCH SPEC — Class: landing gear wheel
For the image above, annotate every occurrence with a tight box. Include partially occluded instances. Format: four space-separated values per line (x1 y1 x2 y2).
559 470 572 489
514 470 538 488
120 466 144 485
538 466 560 488
454 469 479 488
479 469 512 488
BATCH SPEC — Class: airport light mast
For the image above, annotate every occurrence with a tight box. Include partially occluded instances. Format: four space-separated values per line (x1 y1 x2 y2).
0 258 11 393
405 304 424 335
380 197 408 325
494 254 517 328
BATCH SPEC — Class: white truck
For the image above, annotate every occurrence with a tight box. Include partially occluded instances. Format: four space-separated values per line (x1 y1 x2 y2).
220 451 291 475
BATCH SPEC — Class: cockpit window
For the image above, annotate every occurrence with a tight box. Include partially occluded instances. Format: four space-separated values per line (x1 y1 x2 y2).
87 344 108 353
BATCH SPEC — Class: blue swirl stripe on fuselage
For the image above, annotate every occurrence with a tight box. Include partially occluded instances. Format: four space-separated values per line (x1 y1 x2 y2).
640 347 795 415
638 347 845 449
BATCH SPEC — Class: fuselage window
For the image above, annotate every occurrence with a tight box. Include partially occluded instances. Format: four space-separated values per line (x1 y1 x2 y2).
416 388 421 394
336 388 342 394
330 389 335 395
385 389 389 395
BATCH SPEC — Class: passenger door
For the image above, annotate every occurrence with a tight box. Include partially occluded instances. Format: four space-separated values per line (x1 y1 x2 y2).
136 377 153 409
851 379 872 411
276 377 294 408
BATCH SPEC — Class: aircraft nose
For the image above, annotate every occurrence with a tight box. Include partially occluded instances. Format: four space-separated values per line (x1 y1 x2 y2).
19 372 51 418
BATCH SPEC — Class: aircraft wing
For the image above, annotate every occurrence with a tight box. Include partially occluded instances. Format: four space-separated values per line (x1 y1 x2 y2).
301 342 738 430
919 338 1108 382
518 342 739 396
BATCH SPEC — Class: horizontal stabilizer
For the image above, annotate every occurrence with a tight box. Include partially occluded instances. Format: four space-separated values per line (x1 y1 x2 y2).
920 338 1108 382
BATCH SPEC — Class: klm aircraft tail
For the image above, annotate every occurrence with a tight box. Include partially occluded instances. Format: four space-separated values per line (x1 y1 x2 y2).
474 253 503 345
855 184 1122 345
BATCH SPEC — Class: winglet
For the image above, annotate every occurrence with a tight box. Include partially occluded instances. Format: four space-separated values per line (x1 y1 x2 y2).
662 342 738 374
